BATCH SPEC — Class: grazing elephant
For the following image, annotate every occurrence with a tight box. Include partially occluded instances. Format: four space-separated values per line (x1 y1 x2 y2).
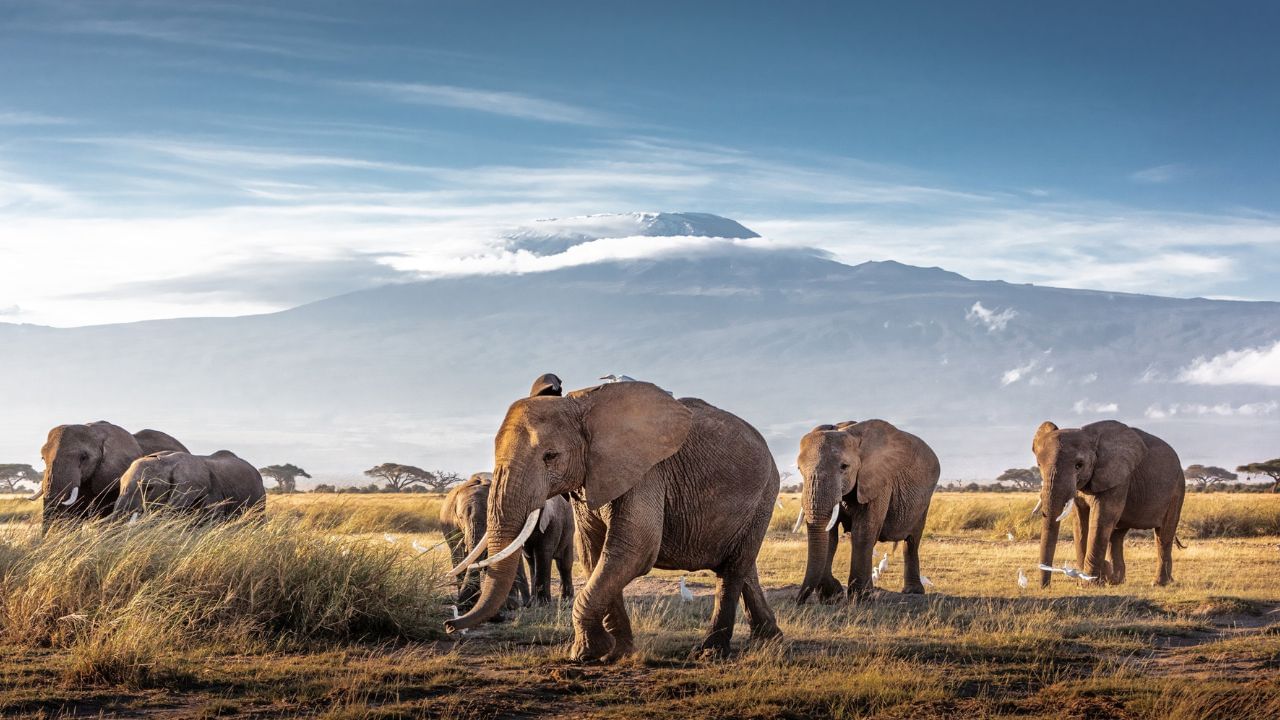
444 380 782 661
114 450 266 520
37 421 188 530
796 420 940 602
1033 420 1185 587
440 473 531 612
524 493 575 604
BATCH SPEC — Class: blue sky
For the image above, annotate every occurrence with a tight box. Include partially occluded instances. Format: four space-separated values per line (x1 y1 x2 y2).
2 0 1279 325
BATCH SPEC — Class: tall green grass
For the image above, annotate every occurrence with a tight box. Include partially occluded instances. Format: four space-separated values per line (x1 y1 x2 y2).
0 516 449 684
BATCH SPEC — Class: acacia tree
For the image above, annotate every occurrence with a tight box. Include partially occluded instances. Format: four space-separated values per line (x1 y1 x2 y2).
996 467 1042 491
258 464 311 493
1237 459 1280 493
1183 464 1238 490
364 463 461 493
0 463 40 493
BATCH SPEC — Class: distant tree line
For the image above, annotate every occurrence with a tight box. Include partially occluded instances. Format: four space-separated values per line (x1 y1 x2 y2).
252 461 465 494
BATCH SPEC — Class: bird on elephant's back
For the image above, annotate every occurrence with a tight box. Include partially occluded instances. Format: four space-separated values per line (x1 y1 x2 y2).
113 450 266 521
444 378 782 662
795 419 941 604
36 421 188 531
1031 420 1185 588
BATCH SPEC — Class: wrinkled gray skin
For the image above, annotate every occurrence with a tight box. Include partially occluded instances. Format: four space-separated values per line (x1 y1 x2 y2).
39 421 188 530
440 473 530 612
524 493 575 604
796 420 940 602
1033 420 1185 588
113 450 266 520
445 380 782 662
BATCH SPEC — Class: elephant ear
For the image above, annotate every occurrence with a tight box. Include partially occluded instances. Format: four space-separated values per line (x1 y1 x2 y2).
1032 421 1058 455
578 381 693 510
95 423 143 489
849 422 901 505
168 456 212 509
1087 422 1146 493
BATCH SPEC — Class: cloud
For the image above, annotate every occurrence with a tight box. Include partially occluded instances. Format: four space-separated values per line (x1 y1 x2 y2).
1145 402 1279 419
1178 340 1280 387
349 81 609 126
1130 163 1188 184
0 111 71 126
1080 372 1098 384
1072 399 1118 414
966 301 1017 332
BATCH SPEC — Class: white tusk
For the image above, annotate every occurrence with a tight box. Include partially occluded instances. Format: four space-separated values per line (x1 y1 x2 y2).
129 512 139 524
27 489 43 502
1055 503 1073 523
446 532 489 576
61 486 79 506
775 499 784 510
1029 498 1042 517
823 503 840 532
470 510 540 571
792 511 805 533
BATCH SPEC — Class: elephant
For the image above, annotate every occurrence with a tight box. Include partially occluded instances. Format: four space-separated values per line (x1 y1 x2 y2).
113 450 266 520
524 492 575 604
795 420 940 603
1032 420 1185 587
440 472 531 612
444 379 782 661
529 373 563 397
37 421 188 530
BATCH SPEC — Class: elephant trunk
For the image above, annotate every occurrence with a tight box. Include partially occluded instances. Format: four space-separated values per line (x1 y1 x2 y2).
797 523 832 604
445 521 526 632
1039 515 1060 588
41 459 80 533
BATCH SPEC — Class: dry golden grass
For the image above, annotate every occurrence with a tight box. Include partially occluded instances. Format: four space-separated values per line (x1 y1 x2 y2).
0 491 1276 718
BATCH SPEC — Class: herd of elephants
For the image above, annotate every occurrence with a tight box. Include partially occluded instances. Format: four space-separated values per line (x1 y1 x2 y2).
29 372 1186 662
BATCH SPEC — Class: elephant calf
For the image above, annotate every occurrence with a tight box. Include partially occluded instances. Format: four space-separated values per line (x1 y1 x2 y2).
523 493 575 604
114 450 266 520
440 473 532 612
797 420 941 602
1032 420 1185 587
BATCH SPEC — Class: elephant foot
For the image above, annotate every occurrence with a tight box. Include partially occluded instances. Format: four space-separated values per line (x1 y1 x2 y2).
749 622 783 642
604 637 635 662
901 583 925 595
692 640 732 660
569 626 615 663
1152 576 1173 587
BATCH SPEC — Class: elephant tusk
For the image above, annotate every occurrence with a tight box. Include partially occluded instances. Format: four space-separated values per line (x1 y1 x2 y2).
470 510 541 571
26 489 43 502
792 511 805 533
446 532 489 576
1029 498 1042 517
1055 503 1073 523
823 503 840 532
61 486 79 506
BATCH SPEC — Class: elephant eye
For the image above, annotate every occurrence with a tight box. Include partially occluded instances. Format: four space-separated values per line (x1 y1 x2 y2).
839 463 850 471
543 451 559 463
1075 460 1085 470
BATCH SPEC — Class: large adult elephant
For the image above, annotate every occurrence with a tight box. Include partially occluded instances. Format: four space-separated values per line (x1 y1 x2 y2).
444 380 782 661
1032 420 1185 587
440 473 531 612
37 421 188 529
113 450 266 520
796 420 940 602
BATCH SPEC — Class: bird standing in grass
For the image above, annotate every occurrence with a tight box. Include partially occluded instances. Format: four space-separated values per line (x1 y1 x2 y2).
1017 568 1029 589
678 576 695 602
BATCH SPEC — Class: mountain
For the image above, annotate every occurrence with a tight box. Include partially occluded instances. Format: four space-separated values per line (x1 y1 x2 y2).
3 213 1278 484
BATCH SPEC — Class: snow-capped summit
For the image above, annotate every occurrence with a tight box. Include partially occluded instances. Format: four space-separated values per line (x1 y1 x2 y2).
503 212 759 255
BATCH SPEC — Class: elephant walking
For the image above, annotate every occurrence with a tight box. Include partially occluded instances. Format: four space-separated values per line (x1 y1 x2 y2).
38 421 188 530
524 494 575 604
796 420 940 602
445 380 782 661
114 450 265 520
440 473 531 612
1032 420 1185 587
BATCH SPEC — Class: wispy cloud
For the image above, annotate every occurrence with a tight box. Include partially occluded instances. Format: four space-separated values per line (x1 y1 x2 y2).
1178 340 1280 387
0 111 71 126
1130 163 1189 184
349 81 610 126
966 301 1017 332
1072 399 1118 414
1145 401 1279 419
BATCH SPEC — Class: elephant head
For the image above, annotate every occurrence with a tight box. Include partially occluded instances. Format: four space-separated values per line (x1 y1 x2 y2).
795 421 891 602
529 373 563 397
440 473 528 611
113 451 208 517
39 422 142 530
1032 420 1146 587
445 380 691 633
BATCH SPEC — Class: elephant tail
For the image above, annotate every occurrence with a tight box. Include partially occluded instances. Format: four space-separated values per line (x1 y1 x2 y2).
1174 536 1187 550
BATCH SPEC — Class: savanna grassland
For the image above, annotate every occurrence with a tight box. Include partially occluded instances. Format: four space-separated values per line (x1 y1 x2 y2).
1 492 1278 719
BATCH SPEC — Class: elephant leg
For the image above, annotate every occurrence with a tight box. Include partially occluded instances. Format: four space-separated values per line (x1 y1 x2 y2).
1108 528 1128 584
570 511 659 663
817 524 844 601
602 594 634 661
557 549 575 600
846 528 877 598
1153 524 1176 586
901 533 924 594
698 569 746 656
1083 502 1119 583
740 565 781 641
534 546 554 604
1073 499 1091 571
